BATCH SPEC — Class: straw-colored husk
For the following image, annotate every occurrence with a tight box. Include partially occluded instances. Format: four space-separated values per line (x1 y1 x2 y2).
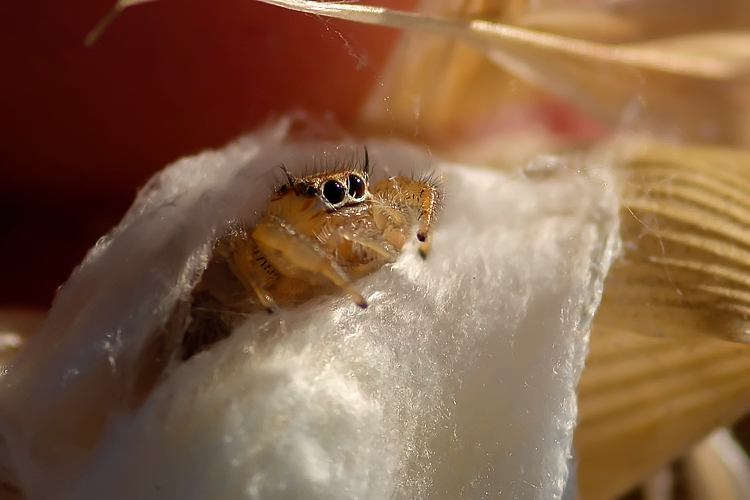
575 142 750 498
577 327 750 499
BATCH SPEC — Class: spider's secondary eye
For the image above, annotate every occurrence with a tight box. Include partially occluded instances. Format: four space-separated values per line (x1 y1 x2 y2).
348 175 366 199
322 180 346 205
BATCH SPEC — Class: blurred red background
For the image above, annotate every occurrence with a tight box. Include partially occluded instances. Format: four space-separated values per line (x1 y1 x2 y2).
0 0 413 307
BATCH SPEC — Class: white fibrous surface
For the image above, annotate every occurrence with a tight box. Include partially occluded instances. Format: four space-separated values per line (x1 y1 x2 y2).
0 118 619 500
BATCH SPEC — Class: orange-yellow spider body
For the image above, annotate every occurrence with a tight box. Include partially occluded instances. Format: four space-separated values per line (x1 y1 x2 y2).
182 156 442 358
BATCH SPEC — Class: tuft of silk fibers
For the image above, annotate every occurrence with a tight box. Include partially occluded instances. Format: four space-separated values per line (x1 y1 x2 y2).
0 118 619 500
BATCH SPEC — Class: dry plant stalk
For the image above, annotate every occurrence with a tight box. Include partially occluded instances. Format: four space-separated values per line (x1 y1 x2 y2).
683 429 750 500
87 1 750 147
246 0 750 146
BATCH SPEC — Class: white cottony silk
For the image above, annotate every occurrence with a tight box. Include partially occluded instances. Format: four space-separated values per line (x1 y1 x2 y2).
0 118 619 500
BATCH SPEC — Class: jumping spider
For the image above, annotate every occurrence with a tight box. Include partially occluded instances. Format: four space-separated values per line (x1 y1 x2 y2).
182 151 442 358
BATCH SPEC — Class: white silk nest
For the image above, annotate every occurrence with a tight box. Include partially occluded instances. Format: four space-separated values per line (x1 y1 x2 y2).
0 118 619 500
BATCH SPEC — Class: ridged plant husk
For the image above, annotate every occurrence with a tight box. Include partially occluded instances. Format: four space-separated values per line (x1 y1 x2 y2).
600 142 750 344
577 142 750 499
578 326 750 499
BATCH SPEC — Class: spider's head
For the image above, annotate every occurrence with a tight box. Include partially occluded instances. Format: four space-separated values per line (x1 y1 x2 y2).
273 168 370 211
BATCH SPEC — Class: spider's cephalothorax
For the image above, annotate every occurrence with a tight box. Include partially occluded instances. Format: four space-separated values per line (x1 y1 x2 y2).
182 155 442 358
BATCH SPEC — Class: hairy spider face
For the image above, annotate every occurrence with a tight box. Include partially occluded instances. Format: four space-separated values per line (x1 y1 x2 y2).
274 169 371 210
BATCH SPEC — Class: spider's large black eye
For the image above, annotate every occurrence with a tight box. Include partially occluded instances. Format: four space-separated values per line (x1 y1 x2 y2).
322 180 346 205
348 174 366 200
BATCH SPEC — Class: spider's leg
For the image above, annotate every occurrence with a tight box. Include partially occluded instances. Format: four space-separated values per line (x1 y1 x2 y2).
417 239 432 260
253 216 368 308
219 226 278 313
413 183 440 246
340 231 399 262
230 255 278 313
373 176 442 256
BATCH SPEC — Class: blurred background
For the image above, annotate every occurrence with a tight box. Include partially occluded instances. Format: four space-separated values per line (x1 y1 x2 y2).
0 0 411 307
